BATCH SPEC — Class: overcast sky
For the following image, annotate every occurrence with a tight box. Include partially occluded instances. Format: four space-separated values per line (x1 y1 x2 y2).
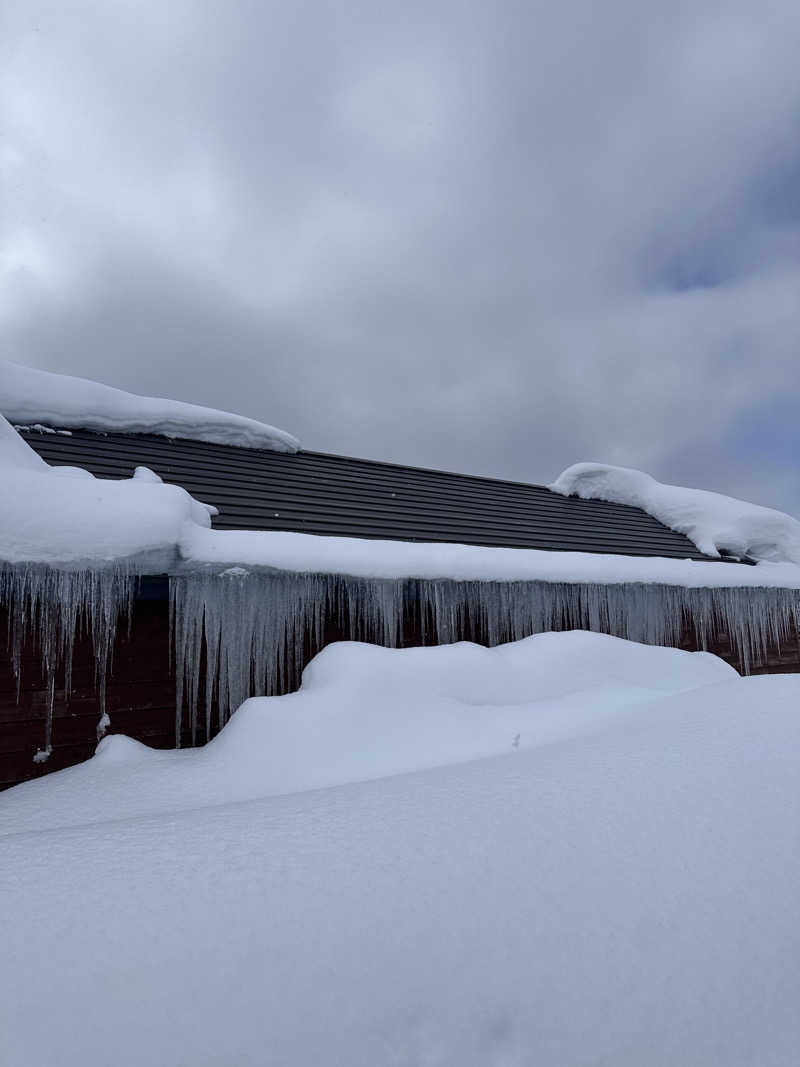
3 1 800 509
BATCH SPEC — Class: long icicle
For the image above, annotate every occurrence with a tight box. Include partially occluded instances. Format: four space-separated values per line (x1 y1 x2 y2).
169 569 800 743
0 562 138 761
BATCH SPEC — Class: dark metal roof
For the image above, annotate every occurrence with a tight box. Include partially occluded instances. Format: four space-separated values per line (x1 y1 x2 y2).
20 428 711 560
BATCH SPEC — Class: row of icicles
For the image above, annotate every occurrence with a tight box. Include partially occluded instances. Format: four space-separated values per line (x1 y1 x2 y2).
3 562 800 759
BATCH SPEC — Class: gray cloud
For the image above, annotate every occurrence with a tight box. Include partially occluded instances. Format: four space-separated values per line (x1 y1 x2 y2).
3 0 800 510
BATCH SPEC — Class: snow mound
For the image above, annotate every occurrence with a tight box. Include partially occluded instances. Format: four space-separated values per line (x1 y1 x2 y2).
0 631 734 834
551 462 800 564
0 361 299 452
0 412 214 564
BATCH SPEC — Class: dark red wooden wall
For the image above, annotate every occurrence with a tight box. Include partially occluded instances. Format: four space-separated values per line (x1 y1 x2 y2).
1 597 177 790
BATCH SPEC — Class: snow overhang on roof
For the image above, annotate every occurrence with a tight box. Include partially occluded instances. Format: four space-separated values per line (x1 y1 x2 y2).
0 361 299 452
551 462 800 567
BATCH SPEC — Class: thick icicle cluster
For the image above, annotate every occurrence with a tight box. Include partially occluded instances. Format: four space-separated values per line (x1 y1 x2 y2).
6 561 800 757
0 563 137 760
170 569 800 743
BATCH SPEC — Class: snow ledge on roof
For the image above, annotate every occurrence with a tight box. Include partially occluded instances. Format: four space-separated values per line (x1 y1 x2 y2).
0 362 300 452
551 462 800 565
178 526 800 589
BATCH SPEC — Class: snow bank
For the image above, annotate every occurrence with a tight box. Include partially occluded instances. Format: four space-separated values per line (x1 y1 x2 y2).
552 462 800 564
1 413 213 564
2 635 799 1066
0 361 299 451
0 631 734 833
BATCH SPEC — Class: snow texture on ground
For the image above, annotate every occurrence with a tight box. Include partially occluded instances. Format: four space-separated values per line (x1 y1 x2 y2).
552 461 800 564
2 633 799 1067
0 361 299 451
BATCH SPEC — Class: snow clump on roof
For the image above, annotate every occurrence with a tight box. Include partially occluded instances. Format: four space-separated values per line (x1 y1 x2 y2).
551 462 800 565
0 361 299 452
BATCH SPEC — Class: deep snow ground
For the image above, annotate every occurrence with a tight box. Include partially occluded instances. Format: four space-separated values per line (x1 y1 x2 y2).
2 634 800 1066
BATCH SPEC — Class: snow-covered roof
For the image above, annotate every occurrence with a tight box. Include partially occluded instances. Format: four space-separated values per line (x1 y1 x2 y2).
0 362 299 452
4 411 800 587
552 462 800 566
5 381 800 590
22 427 712 560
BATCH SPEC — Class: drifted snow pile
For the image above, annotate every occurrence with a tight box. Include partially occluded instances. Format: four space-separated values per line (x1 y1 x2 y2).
552 461 800 563
0 360 300 451
2 633 800 1066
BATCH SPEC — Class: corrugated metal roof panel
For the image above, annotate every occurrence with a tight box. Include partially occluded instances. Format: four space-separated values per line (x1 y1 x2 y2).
20 429 712 560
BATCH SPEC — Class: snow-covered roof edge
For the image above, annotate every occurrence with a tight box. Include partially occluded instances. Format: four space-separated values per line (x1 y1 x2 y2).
550 463 800 566
0 362 299 452
179 526 800 589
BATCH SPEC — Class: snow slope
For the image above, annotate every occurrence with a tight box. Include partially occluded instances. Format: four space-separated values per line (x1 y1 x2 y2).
552 461 800 564
0 361 299 451
1 634 799 1066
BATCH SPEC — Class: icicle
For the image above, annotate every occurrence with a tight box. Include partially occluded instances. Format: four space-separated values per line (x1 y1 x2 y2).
0 562 138 759
170 568 800 744
7 560 800 759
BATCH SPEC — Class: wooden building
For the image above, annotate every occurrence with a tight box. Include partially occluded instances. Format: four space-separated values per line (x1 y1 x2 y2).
2 427 799 791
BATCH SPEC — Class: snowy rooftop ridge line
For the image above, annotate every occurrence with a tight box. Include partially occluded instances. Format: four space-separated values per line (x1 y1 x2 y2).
0 361 299 452
551 462 800 566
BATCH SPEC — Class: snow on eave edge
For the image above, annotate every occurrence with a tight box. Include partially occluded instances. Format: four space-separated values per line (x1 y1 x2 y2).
177 527 800 590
